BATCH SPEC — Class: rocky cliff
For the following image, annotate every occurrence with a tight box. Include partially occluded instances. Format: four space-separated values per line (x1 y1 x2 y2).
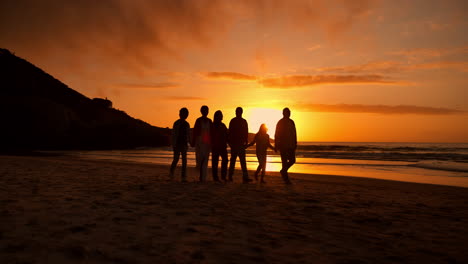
0 49 170 150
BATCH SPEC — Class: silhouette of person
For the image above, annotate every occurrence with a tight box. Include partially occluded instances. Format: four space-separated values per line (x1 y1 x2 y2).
211 110 228 182
170 107 190 182
228 107 251 183
192 105 212 182
274 107 296 184
246 124 274 183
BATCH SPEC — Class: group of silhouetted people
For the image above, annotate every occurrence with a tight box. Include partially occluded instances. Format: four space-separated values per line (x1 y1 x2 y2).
170 106 296 184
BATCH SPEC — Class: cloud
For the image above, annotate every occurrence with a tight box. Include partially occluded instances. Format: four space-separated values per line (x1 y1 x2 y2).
315 60 468 74
307 44 322 51
316 61 403 74
0 0 379 74
202 71 398 87
203 72 257 81
164 96 206 101
259 74 395 88
390 46 468 59
295 103 466 115
117 82 179 89
409 61 468 72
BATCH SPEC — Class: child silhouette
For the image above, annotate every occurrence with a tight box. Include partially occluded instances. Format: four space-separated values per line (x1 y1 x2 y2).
246 124 274 183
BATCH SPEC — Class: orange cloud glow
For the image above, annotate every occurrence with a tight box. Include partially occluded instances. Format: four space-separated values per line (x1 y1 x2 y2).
203 72 257 81
260 75 395 88
316 60 468 74
392 45 468 56
117 83 179 89
296 103 466 115
164 96 206 101
1 0 466 142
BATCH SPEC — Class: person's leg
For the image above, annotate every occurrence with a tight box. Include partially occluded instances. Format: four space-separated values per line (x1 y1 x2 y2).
280 150 288 173
279 150 291 184
220 148 228 181
287 148 296 169
200 144 210 182
211 150 220 181
181 148 187 181
170 148 180 179
283 148 296 172
197 145 203 182
228 148 238 181
195 144 201 169
254 152 262 181
238 148 250 182
259 153 267 183
254 162 261 181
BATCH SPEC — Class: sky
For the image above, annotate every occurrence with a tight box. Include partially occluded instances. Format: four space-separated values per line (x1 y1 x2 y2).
1 0 467 142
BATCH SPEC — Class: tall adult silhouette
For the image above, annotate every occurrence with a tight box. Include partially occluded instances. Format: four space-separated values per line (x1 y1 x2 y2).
192 105 212 182
170 107 190 182
228 107 251 183
211 110 228 182
274 107 296 184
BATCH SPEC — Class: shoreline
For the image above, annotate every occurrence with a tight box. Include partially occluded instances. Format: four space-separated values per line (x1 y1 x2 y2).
1 155 467 263
59 152 468 188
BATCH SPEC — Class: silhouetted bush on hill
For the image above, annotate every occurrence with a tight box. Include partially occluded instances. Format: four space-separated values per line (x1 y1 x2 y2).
0 48 170 150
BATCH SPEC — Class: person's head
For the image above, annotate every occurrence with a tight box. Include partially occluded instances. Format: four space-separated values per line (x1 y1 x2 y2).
179 107 189 120
214 110 223 123
258 123 267 134
235 107 243 117
200 105 209 117
283 107 291 118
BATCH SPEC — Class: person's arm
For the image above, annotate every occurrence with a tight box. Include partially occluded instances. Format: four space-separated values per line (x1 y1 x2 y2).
274 120 280 152
246 134 256 148
186 122 191 147
172 120 178 147
227 119 233 147
192 118 199 147
243 119 249 145
267 134 274 150
209 119 213 142
292 120 297 149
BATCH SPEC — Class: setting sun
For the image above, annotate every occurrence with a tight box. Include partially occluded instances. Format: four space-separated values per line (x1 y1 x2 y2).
245 108 283 137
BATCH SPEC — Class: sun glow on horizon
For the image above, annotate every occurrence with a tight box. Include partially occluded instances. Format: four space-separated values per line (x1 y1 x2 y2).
246 108 283 138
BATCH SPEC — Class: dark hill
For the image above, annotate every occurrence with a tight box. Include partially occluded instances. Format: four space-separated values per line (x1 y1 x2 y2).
0 48 170 150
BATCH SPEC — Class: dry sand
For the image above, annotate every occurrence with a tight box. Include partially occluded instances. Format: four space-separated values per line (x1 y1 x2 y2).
0 155 467 264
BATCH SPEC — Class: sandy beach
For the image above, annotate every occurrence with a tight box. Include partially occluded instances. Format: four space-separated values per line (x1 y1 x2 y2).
1 155 467 264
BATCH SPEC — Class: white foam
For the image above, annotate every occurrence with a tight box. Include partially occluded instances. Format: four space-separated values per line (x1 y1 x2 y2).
411 160 468 173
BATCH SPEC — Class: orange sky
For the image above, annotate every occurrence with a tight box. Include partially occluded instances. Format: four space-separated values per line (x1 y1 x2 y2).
1 0 467 142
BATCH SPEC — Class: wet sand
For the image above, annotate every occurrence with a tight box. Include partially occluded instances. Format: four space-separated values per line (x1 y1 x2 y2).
0 155 467 263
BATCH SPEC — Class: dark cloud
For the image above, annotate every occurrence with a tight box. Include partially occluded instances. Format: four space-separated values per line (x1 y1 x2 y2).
0 0 378 74
296 103 466 115
259 75 395 88
0 0 235 73
203 72 257 81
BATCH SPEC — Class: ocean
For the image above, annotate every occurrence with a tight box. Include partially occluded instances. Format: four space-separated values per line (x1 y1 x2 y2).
61 142 468 188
